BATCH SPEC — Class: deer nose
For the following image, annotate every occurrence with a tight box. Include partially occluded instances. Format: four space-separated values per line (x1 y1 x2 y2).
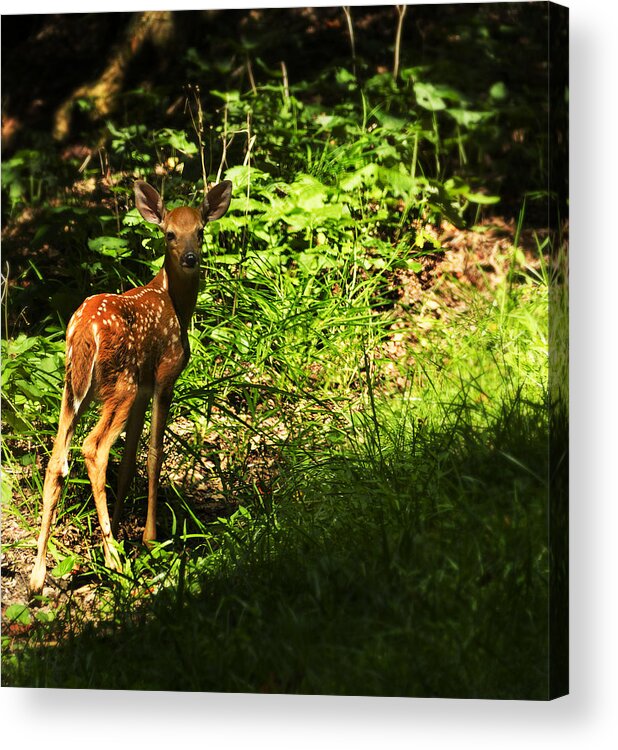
181 252 198 269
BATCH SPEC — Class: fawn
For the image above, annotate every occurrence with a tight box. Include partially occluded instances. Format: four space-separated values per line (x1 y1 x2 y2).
29 179 232 596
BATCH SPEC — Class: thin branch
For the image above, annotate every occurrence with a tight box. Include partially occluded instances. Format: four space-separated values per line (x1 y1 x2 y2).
342 7 357 78
280 60 290 101
186 84 208 192
215 102 229 184
246 56 257 96
394 5 408 80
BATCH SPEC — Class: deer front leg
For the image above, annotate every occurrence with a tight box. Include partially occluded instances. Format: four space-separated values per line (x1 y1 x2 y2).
143 386 173 544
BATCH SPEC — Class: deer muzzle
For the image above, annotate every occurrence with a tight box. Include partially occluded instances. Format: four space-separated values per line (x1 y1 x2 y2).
181 252 198 269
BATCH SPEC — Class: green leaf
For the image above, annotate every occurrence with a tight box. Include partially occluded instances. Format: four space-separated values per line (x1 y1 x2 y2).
51 555 77 578
35 610 55 623
223 165 270 189
287 174 329 210
297 251 335 274
489 82 508 101
399 66 425 82
6 335 38 356
155 128 198 155
213 254 239 265
5 604 32 625
335 68 356 85
37 356 61 373
338 163 379 191
88 236 131 257
1 472 13 503
15 378 44 399
464 191 501 205
447 109 492 128
378 167 417 197
414 82 447 111
373 112 407 132
210 89 240 102
406 259 423 273
209 327 251 355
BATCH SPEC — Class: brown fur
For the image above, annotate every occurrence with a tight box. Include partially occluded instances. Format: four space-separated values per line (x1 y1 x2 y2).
29 180 232 596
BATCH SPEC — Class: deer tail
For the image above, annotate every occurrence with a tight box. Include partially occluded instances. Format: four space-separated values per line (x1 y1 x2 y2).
66 321 99 413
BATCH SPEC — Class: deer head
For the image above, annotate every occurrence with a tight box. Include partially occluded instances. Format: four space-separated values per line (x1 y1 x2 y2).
134 180 232 273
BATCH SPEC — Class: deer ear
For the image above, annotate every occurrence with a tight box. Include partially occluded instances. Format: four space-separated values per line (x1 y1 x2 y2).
134 181 166 225
202 180 232 222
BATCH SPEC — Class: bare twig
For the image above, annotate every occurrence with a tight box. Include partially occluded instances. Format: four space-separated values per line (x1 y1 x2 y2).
280 61 290 101
393 5 408 80
342 6 357 77
78 152 92 174
215 102 229 184
246 56 257 96
186 84 208 192
2 262 9 341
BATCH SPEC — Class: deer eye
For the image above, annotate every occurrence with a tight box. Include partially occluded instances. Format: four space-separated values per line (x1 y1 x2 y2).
166 231 176 242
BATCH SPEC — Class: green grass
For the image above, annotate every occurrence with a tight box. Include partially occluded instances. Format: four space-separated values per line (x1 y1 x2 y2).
2 262 550 697
1 9 556 696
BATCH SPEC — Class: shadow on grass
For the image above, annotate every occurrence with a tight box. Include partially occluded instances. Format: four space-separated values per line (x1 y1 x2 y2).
3 391 560 700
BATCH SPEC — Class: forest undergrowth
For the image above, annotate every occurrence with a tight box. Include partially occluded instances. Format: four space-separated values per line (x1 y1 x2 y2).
1 6 564 697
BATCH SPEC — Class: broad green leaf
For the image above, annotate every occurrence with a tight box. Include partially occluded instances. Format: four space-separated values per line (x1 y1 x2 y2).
406 259 423 273
14 379 43 399
464 191 501 205
51 555 77 578
155 128 198 155
209 327 251 354
5 604 31 625
88 236 131 257
414 82 447 111
297 250 336 274
399 66 426 81
374 112 407 132
37 356 61 373
215 214 250 231
35 610 55 623
335 68 356 85
210 89 240 102
283 209 312 231
447 109 492 128
288 175 329 210
378 167 417 197
212 254 239 265
123 208 144 226
338 163 379 191
6 335 38 356
1 472 13 504
490 82 508 101
222 164 271 189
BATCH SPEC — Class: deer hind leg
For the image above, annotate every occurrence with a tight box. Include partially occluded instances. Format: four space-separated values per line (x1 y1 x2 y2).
112 392 150 536
143 386 174 544
82 385 137 572
30 384 87 596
